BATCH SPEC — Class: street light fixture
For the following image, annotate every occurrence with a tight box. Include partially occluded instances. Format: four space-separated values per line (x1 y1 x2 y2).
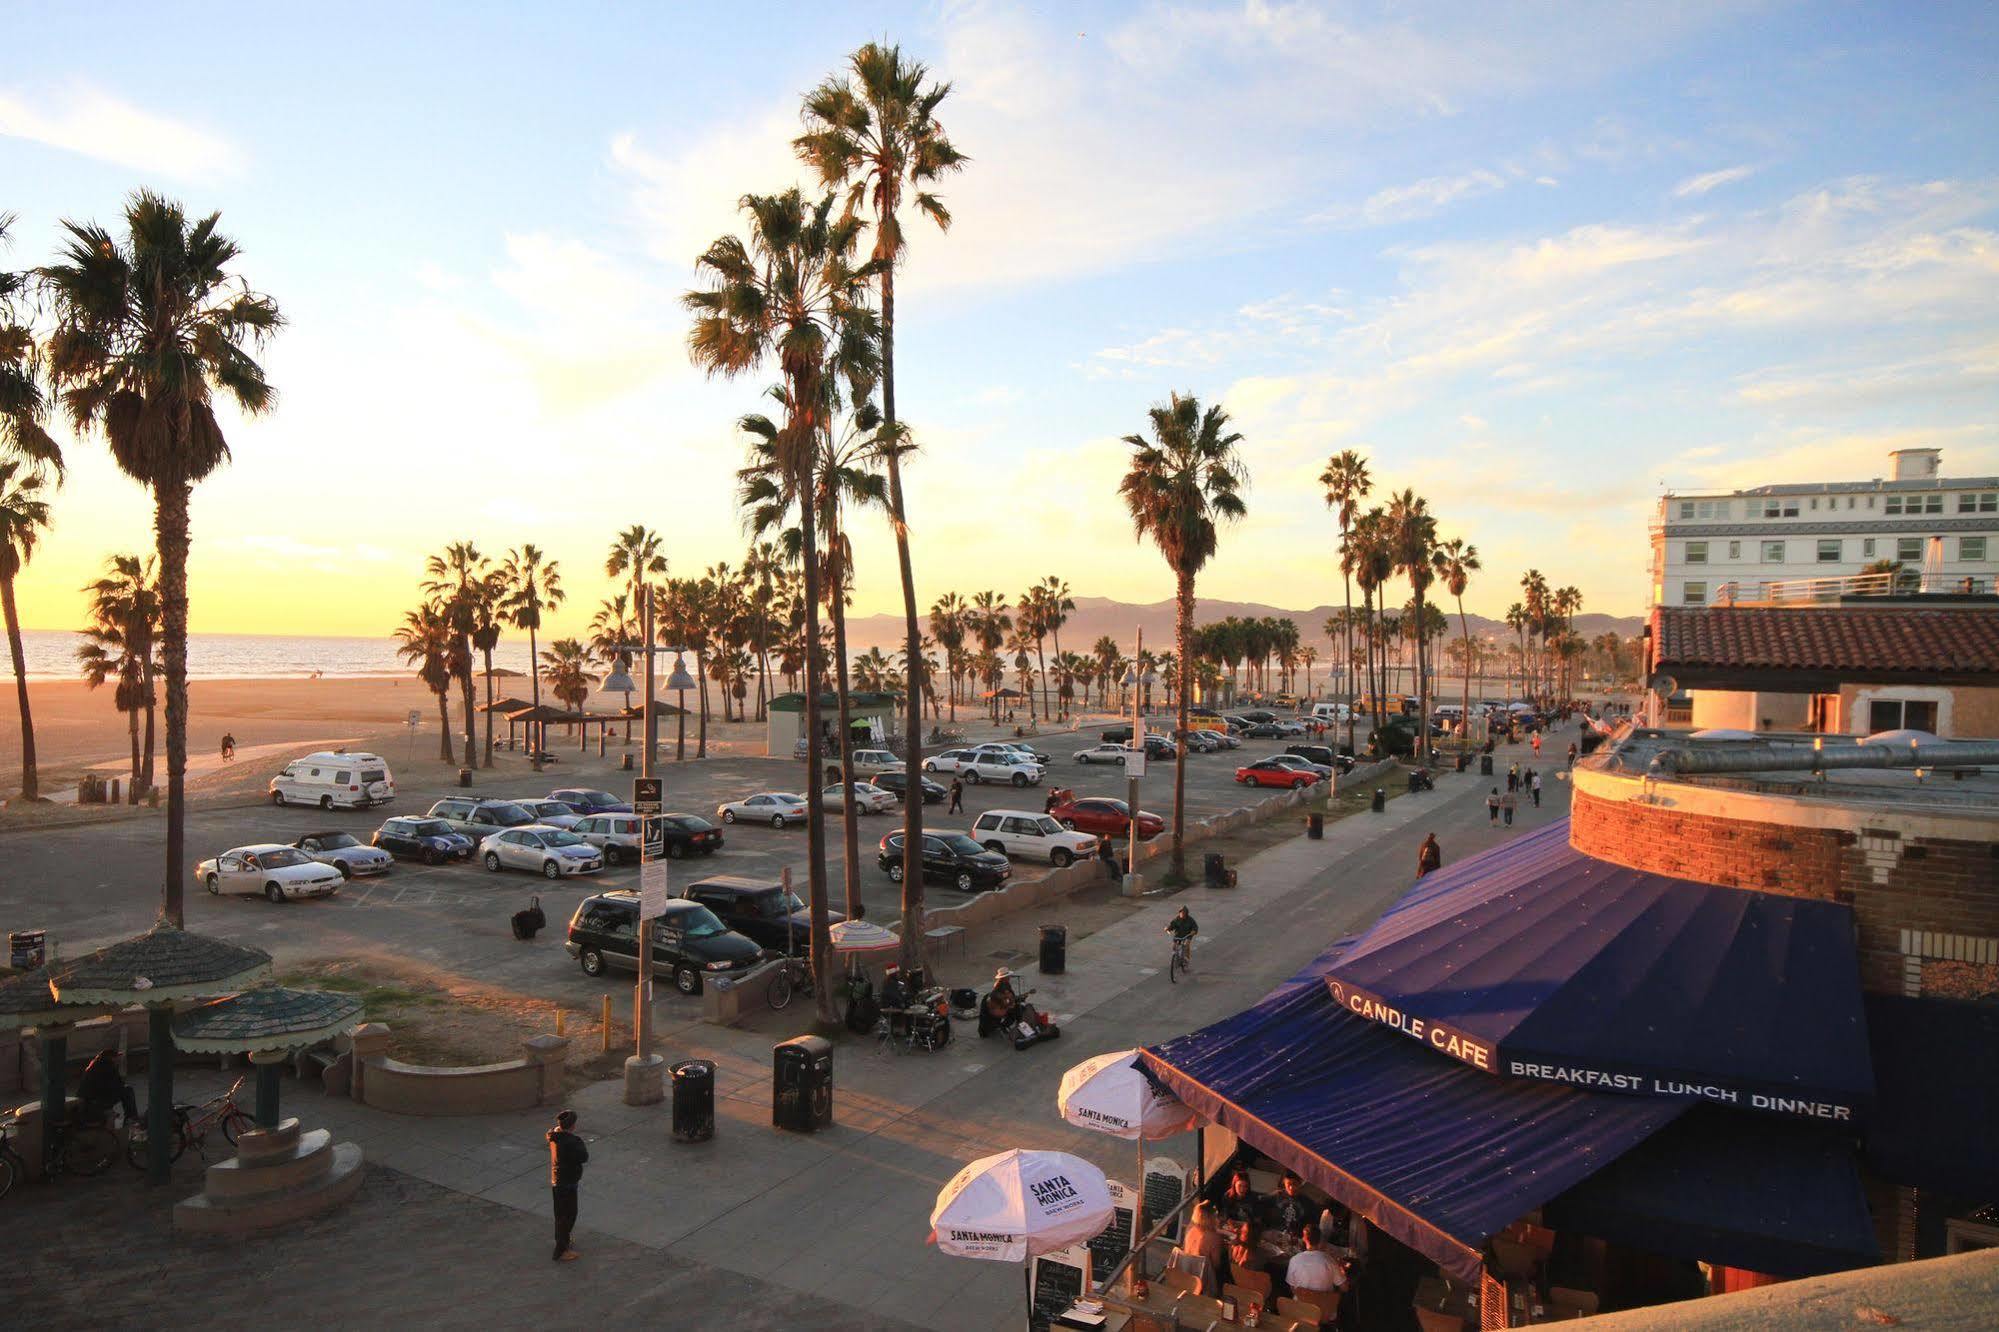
665 652 696 761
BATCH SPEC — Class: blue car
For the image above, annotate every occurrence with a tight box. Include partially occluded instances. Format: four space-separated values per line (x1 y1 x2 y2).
372 816 476 865
549 788 633 815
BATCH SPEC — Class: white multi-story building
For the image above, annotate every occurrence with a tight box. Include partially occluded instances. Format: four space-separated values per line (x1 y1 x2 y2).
1651 448 1999 607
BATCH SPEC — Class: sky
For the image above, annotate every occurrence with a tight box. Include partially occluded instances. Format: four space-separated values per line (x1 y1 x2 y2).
5 0 1998 641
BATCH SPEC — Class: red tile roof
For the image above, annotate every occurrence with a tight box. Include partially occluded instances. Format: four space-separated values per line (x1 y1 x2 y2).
1651 605 1999 677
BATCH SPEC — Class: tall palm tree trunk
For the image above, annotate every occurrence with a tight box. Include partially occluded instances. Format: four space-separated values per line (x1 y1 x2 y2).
1172 573 1194 881
1456 597 1473 741
828 573 862 921
481 648 495 767
140 655 157 796
434 688 453 761
126 704 141 802
1033 637 1050 722
458 648 476 775
881 267 926 969
156 476 191 925
3 568 37 800
797 442 836 1027
526 625 542 771
696 648 709 758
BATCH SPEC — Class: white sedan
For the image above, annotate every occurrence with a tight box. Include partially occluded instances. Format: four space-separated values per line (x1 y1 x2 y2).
822 781 896 814
717 791 809 828
1073 744 1130 765
480 825 605 878
197 844 344 903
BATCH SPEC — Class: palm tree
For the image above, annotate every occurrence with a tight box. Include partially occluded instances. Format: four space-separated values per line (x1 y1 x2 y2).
605 525 667 740
469 566 507 768
2 214 62 479
1299 643 1318 700
1433 537 1480 740
539 639 593 737
1349 508 1394 730
0 462 51 798
589 593 638 736
77 553 160 800
395 601 457 763
928 592 969 719
685 187 880 1022
423 542 490 776
1119 393 1248 879
42 192 282 923
499 545 564 770
1320 450 1371 751
798 42 965 972
1033 576 1075 719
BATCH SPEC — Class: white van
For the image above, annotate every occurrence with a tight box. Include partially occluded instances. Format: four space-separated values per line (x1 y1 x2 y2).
1311 702 1351 722
270 751 396 810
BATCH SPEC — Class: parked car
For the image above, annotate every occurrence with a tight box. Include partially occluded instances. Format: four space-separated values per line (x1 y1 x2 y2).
1074 743 1130 765
1285 744 1353 773
973 741 1052 766
848 748 903 777
1271 720 1307 737
716 791 808 828
969 810 1099 867
873 771 947 804
1141 735 1181 761
1048 796 1165 841
821 781 897 814
879 831 1012 892
1236 709 1279 724
679 875 841 956
570 813 644 865
269 750 395 810
196 844 344 902
1311 702 1352 723
371 817 474 864
564 891 764 994
291 831 393 879
511 798 585 830
1098 725 1133 745
1267 753 1335 779
1183 730 1224 753
1236 758 1321 788
1241 722 1286 738
549 788 631 815
921 748 984 776
656 813 724 858
480 825 604 878
426 797 536 841
957 753 1045 787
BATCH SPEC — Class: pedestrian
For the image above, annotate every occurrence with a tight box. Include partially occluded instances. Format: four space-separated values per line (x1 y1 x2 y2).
1486 788 1500 825
1531 771 1543 808
1506 764 1518 793
948 778 964 814
220 732 236 763
547 1108 587 1262
1501 789 1517 826
1531 731 1542 757
1567 742 1579 767
1417 833 1442 877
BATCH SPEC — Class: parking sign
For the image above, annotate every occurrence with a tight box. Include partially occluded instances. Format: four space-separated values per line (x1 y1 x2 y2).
632 777 663 815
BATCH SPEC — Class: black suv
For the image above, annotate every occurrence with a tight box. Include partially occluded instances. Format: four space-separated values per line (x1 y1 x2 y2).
563 891 764 994
872 771 947 804
680 875 844 956
1286 744 1355 774
879 831 1011 893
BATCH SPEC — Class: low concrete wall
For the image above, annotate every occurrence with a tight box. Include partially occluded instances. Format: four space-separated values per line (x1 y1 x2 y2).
347 1024 568 1116
1334 758 1402 794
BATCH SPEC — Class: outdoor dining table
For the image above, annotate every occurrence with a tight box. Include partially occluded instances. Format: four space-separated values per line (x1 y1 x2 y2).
1090 1286 1314 1332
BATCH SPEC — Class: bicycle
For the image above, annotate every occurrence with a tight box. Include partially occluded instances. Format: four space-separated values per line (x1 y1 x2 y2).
0 1106 119 1195
1168 934 1194 984
766 954 816 1012
126 1076 253 1170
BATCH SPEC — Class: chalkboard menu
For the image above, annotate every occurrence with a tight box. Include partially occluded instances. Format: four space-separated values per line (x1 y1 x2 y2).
1087 1179 1135 1290
1029 1244 1090 1332
1143 1159 1186 1243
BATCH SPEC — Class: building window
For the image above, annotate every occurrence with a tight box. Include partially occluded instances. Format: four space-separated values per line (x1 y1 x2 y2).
1892 494 1945 515
1816 539 1841 562
1897 537 1923 562
1863 539 1876 557
1727 541 1741 559
1847 497 1856 509
1886 495 1903 515
1678 500 1694 519
1960 491 1998 513
1761 541 1785 563
1810 497 1820 510
1866 496 1876 509
1681 582 1706 605
1963 537 1988 562
1868 699 1939 733
1684 541 1707 564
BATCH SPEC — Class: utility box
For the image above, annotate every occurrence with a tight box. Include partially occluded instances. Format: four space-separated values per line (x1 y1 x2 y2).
772 1035 833 1133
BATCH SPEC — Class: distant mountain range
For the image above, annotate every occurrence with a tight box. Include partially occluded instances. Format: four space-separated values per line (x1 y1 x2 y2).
841 594 1642 654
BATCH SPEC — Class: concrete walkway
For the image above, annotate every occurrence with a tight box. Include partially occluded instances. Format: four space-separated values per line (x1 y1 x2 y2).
166 738 1580 1328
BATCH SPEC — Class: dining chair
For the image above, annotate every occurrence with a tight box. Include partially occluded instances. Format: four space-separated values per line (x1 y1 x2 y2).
1160 1267 1200 1296
1275 1294 1325 1327
1231 1269 1274 1302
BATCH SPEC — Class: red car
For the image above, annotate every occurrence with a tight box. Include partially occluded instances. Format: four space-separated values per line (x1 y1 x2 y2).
1049 796 1165 840
1236 759 1320 789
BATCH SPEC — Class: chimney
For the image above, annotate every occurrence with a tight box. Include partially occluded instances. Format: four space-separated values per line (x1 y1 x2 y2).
1890 447 1941 481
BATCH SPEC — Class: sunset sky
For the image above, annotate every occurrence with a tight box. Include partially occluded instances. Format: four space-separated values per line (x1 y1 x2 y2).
5 1 1998 641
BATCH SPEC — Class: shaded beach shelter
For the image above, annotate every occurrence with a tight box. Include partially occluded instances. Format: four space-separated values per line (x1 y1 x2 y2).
0 970 117 1171
828 919 901 954
45 923 272 1182
172 988 363 1128
480 667 525 679
477 697 533 750
505 703 585 755
930 1148 1115 1263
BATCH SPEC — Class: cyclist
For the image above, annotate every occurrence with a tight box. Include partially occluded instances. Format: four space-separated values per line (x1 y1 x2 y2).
1166 907 1199 970
77 1048 136 1127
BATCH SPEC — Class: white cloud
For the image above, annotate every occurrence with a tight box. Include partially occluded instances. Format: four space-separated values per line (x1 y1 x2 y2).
1674 164 1755 197
0 84 241 178
1313 169 1510 227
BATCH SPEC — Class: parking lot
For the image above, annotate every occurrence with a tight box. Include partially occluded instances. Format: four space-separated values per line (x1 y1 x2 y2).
0 722 1348 1020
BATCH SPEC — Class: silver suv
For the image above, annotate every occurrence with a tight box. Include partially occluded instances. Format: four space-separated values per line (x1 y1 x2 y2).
426 797 536 840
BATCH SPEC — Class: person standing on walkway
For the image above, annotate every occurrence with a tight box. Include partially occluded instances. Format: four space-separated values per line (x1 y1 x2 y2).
547 1108 588 1262
1500 789 1517 827
1531 731 1542 757
1568 741 1579 767
1417 833 1442 877
948 778 964 814
1506 764 1518 793
1486 788 1500 825
1530 771 1543 808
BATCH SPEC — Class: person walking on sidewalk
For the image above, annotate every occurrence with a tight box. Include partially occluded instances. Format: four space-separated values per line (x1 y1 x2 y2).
1486 788 1500 825
1500 789 1517 827
1417 833 1443 877
547 1108 588 1262
1531 731 1542 758
1506 764 1518 793
948 778 964 814
1530 771 1543 808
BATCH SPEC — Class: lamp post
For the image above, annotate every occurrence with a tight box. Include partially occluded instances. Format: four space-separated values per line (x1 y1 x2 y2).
606 587 669 1105
1119 627 1157 898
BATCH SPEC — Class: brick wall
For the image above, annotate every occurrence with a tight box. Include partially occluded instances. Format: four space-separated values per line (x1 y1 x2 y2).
1572 789 1999 995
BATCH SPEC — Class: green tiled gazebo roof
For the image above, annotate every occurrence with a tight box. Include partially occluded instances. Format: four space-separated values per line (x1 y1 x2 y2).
47 923 272 1006
171 988 364 1054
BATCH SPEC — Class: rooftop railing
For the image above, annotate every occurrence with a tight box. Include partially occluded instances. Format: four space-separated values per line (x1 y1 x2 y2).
1710 570 1993 605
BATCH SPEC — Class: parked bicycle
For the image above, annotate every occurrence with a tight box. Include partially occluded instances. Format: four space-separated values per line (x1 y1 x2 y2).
766 955 816 1012
0 1106 118 1198
126 1076 253 1170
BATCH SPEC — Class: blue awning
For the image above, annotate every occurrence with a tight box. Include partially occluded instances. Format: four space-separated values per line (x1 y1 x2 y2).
1142 946 1686 1284
1862 994 1999 1199
1544 1107 1881 1277
1325 821 1873 1121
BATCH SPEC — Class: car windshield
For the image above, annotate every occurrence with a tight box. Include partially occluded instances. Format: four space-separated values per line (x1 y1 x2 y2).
756 890 807 916
542 831 587 848
533 802 571 816
317 833 359 849
1032 817 1064 835
486 803 532 824
258 849 311 869
578 791 617 808
411 821 454 837
942 834 987 856
772 793 803 804
667 815 713 832
673 906 728 938
1091 799 1131 816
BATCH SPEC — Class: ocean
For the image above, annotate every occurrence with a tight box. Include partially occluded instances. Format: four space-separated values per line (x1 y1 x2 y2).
15 630 544 682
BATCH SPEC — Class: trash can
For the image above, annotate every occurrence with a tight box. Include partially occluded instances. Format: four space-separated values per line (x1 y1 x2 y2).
1479 754 1494 776
1204 852 1228 887
772 1035 833 1133
458 766 473 787
1455 753 1469 773
671 1060 714 1142
8 929 46 970
1039 924 1067 975
1306 811 1324 839
1370 788 1386 813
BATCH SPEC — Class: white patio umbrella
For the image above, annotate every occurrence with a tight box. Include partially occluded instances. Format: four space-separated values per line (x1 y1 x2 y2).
930 1148 1115 1263
828 919 901 953
1058 1049 1197 1268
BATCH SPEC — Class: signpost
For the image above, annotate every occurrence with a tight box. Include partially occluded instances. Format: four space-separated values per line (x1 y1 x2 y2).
625 587 666 1107
405 709 420 761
